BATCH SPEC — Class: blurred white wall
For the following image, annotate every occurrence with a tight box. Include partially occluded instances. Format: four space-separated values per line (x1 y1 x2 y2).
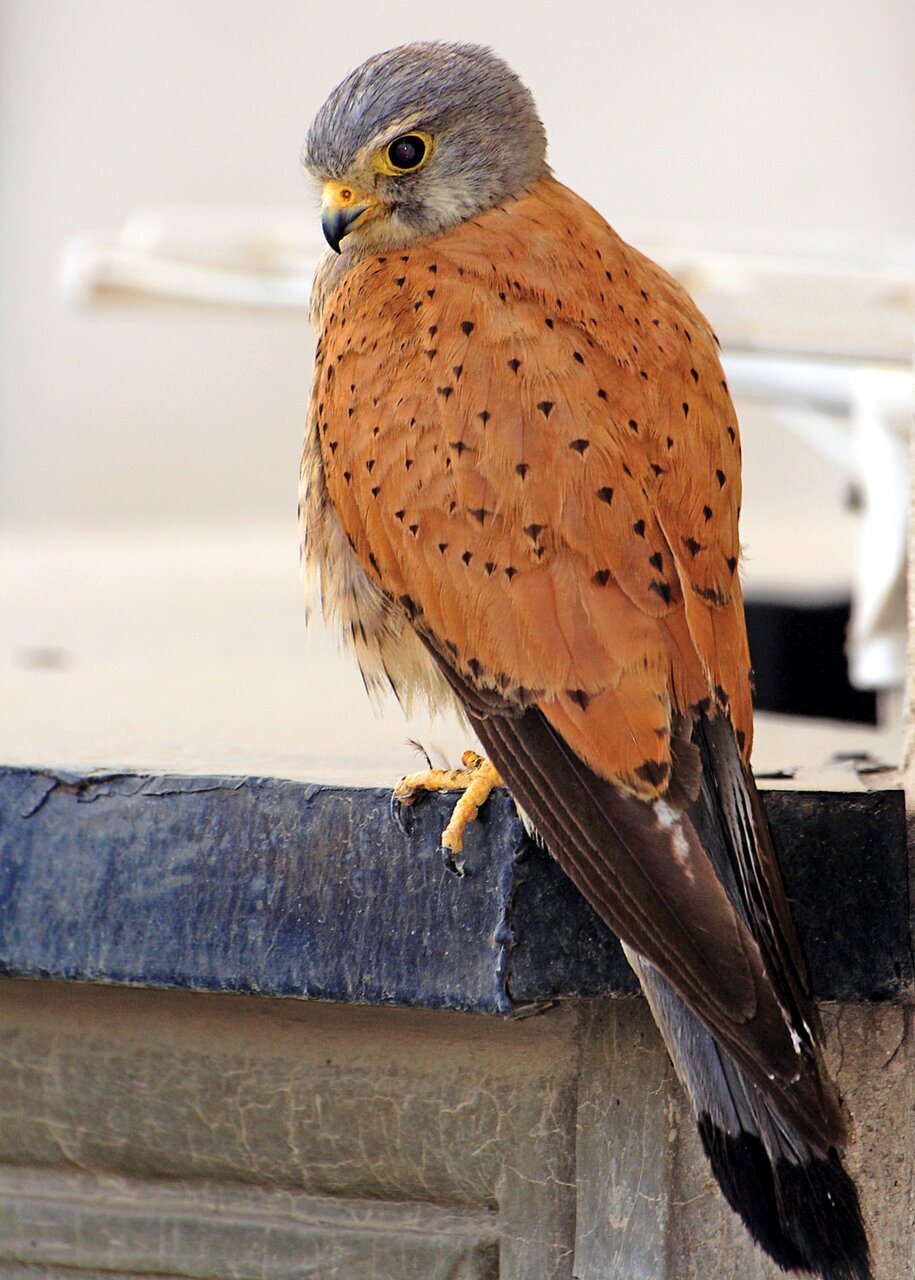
1 0 913 530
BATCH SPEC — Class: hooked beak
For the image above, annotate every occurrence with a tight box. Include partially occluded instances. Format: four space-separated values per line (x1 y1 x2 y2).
321 180 377 253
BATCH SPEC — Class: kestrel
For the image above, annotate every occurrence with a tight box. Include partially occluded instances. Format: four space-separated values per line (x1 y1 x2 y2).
299 43 870 1279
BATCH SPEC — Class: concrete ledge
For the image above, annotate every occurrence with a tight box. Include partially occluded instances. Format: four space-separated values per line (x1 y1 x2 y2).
0 766 909 1010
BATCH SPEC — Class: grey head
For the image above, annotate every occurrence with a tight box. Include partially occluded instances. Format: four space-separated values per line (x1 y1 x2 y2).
302 42 548 254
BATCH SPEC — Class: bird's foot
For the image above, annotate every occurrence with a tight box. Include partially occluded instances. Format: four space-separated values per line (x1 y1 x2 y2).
393 750 503 875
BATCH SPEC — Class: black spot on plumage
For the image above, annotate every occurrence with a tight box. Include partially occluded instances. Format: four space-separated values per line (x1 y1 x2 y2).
537 400 554 418
426 289 435 299
424 348 437 360
629 418 639 432
568 688 591 711
484 561 496 575
640 370 649 380
666 436 674 449
438 542 448 555
683 537 702 557
727 426 736 442
461 321 475 335
428 324 437 336
684 328 692 343
437 386 453 400
650 463 665 476
365 458 375 472
690 367 699 382
328 441 338 454
650 580 672 604
369 553 379 573
399 594 421 620
394 509 405 521
408 523 419 538
462 550 472 565
467 658 483 678
524 523 545 542
597 388 608 400
703 505 713 522
507 358 521 373
593 569 611 586
515 463 529 479
395 277 405 287
371 485 380 498
504 566 518 581
545 317 554 329
633 521 646 539
405 458 413 470
573 351 584 364
693 583 727 606
343 471 351 484
469 507 492 525
716 469 726 487
428 264 437 273
596 486 614 505
452 365 463 379
682 402 690 417
649 551 663 571
478 410 491 424
570 438 590 454
635 759 669 786
727 555 738 574
449 440 469 455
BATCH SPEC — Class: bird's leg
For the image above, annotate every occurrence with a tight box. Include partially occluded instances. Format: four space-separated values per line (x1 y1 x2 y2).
394 750 503 873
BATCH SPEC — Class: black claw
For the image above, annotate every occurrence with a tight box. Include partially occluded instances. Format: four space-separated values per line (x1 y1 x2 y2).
443 847 466 877
390 791 414 835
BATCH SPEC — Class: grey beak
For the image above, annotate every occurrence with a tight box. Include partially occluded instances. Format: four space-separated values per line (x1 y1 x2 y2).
322 204 368 254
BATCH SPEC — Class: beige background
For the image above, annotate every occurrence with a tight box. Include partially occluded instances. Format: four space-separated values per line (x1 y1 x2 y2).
1 0 913 532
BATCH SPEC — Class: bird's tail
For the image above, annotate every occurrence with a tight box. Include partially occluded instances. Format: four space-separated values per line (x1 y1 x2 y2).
627 949 871 1278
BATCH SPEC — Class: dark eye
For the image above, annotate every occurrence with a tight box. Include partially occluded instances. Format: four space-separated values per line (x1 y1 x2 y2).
388 134 426 171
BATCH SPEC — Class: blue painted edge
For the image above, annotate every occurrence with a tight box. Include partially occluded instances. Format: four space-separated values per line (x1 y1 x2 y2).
0 766 910 1012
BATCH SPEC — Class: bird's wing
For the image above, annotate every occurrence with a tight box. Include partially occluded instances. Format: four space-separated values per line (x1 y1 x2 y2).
312 175 842 1150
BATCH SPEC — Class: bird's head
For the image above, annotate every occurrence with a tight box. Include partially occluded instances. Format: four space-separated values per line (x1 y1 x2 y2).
302 42 548 255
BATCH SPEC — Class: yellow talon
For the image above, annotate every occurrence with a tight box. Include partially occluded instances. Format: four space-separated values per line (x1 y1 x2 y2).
395 750 503 854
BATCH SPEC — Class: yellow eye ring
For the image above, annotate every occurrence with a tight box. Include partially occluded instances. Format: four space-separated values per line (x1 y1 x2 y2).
374 131 433 177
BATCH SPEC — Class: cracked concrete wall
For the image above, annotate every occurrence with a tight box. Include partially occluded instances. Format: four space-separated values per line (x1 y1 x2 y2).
0 981 578 1279
0 980 911 1278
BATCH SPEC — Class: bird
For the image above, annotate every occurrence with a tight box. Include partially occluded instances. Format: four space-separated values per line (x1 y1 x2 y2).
299 41 871 1279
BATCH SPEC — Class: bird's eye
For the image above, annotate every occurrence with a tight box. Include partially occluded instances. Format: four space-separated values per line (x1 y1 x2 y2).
376 132 432 176
388 135 425 169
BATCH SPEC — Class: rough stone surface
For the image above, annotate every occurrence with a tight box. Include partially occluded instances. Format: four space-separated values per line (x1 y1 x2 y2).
0 767 909 1010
